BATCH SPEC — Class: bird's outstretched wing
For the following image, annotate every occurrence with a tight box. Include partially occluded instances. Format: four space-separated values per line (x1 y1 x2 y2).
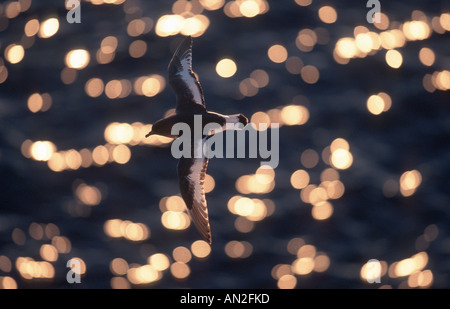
168 36 206 111
177 155 211 244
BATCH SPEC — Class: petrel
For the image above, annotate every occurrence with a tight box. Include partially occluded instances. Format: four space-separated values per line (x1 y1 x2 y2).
146 36 248 244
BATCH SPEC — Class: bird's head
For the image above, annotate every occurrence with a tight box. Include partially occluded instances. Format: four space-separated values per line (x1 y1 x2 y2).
145 117 177 138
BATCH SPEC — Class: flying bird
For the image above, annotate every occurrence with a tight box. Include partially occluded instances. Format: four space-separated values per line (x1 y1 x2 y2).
146 36 248 244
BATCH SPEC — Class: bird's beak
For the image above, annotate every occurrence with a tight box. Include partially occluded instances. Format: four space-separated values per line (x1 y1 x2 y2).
145 130 154 138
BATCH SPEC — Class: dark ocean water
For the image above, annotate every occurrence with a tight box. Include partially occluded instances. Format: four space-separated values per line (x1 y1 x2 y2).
0 0 450 289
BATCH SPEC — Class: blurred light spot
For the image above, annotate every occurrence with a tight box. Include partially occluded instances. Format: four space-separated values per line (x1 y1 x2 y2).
204 174 215 193
335 38 357 60
101 36 118 54
27 93 52 113
280 105 309 125
225 240 253 258
402 20 431 41
216 58 237 78
268 44 288 63
239 78 259 97
408 269 433 288
52 235 71 253
172 246 192 263
239 0 260 18
111 276 130 289
112 144 131 164
5 44 25 64
85 78 104 97
39 17 59 38
311 201 333 220
24 19 39 37
191 240 211 258
250 69 269 87
385 49 403 69
92 145 109 166
314 253 330 272
0 276 18 289
30 141 57 161
103 219 150 242
16 257 55 279
11 228 26 245
296 29 317 52
129 40 147 58
140 74 165 97
418 47 435 67
294 0 311 6
389 252 428 278
65 49 90 69
277 274 297 289
0 63 8 84
161 211 190 230
292 257 314 275
320 168 340 182
110 258 128 275
155 14 185 37
330 148 353 170
250 111 271 131
170 262 190 279
76 183 102 206
40 244 58 262
374 12 390 30
290 169 310 189
285 56 304 74
301 65 319 84
127 19 146 37
148 253 170 271
301 149 319 168
200 0 225 10
318 6 337 24
440 13 450 31
400 169 422 197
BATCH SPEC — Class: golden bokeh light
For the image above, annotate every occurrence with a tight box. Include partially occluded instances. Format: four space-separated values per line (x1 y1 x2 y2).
38 17 59 38
170 262 190 279
301 65 320 84
400 169 422 197
103 219 150 242
290 169 310 189
27 93 52 113
85 78 105 97
172 246 192 263
16 257 55 279
40 244 58 262
200 0 225 10
216 58 237 78
129 40 147 58
76 183 102 206
30 141 57 161
277 274 297 289
65 49 90 70
311 201 333 220
267 44 288 63
385 49 403 69
389 252 428 278
191 240 211 258
24 19 40 37
330 148 353 170
419 47 435 66
5 44 25 64
224 240 253 258
148 253 170 271
110 258 129 275
280 105 309 126
318 6 337 24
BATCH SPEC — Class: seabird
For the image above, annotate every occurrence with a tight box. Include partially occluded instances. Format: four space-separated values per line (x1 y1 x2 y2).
146 36 248 244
